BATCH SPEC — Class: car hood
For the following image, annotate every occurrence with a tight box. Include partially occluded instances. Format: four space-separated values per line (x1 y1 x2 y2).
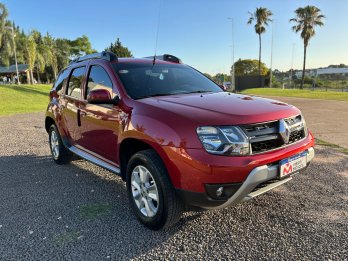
140 92 300 126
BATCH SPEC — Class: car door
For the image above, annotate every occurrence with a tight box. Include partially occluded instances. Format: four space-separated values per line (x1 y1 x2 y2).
77 63 121 164
61 66 86 145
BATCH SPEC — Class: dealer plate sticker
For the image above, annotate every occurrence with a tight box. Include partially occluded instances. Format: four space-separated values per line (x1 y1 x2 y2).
280 152 307 177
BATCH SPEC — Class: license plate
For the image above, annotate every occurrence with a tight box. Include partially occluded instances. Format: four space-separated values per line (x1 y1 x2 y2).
280 151 307 178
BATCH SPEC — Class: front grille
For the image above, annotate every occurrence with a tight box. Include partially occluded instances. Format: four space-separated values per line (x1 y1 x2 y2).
289 129 305 143
251 139 283 153
241 115 306 154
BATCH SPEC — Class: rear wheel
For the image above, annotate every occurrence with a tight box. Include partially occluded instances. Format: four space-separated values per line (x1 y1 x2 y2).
48 124 72 164
126 149 184 230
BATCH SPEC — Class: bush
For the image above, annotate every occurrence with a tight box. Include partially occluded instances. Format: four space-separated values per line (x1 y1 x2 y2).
271 79 281 88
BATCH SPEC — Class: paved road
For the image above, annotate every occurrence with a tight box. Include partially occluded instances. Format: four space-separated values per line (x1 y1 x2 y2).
0 113 347 260
258 96 348 148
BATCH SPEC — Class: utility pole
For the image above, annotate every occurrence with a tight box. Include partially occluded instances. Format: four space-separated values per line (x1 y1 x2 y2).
5 25 20 84
290 43 295 88
228 17 235 91
269 20 274 88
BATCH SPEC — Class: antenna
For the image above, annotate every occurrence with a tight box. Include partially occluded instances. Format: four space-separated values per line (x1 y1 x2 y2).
153 0 162 65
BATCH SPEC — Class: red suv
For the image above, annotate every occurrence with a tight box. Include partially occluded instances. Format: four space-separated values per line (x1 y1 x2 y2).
45 52 315 230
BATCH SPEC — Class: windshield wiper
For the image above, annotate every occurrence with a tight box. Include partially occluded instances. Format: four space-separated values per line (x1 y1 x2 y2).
136 91 213 99
177 90 213 94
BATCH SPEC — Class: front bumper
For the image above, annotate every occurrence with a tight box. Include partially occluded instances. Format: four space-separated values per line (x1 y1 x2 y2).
177 147 315 209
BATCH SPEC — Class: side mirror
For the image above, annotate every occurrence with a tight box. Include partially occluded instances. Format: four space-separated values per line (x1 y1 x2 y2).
219 84 226 91
87 89 119 105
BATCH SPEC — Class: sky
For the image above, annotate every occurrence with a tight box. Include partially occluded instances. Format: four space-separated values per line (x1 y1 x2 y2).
2 0 348 75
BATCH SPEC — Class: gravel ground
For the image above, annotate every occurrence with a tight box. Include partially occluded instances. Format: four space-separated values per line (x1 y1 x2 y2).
0 112 347 260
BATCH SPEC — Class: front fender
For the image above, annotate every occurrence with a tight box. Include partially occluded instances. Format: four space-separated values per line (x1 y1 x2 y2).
118 114 184 188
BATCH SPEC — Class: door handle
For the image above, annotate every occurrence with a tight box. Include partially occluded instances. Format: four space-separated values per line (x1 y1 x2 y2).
80 111 87 117
77 109 81 127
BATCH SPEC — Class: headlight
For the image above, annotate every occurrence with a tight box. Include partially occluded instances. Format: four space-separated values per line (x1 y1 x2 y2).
196 126 250 156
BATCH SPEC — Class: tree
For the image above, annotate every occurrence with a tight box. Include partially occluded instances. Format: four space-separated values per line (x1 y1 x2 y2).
290 5 325 89
0 21 14 66
328 64 347 68
31 30 45 82
247 7 273 75
105 38 133 57
0 5 14 66
213 73 229 84
234 59 269 76
203 73 213 80
1 2 102 83
69 35 96 57
54 38 70 73
26 34 37 84
0 3 8 44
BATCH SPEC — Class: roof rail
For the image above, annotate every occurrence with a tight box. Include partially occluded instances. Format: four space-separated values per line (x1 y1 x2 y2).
145 54 182 64
69 51 118 65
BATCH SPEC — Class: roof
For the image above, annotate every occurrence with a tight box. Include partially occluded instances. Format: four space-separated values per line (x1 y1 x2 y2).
0 64 29 74
116 58 179 64
65 58 179 70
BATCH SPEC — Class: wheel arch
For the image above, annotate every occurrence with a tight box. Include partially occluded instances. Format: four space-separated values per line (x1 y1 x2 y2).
45 116 56 133
119 137 179 187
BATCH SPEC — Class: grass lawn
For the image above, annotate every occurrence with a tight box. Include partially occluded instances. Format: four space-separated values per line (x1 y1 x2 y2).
0 84 51 116
316 138 348 155
241 88 348 101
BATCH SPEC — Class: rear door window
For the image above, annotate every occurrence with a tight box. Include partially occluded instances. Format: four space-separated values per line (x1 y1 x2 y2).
86 65 113 99
66 67 86 99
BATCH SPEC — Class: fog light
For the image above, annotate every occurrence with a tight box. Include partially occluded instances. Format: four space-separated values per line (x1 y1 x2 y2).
205 183 242 200
216 187 224 197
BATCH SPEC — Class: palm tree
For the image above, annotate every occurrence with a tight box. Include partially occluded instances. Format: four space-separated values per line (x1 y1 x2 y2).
35 53 45 83
26 34 37 84
290 6 325 89
0 4 14 67
43 33 59 80
247 7 273 75
0 3 8 44
0 21 14 66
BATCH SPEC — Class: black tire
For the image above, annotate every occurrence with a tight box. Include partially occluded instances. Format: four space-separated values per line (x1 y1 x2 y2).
48 124 73 165
126 149 184 230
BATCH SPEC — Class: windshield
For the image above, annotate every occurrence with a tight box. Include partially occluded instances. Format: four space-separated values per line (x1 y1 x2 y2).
112 63 223 99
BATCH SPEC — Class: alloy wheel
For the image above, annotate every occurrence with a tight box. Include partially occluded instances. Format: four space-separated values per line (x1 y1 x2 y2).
131 165 159 217
50 130 59 160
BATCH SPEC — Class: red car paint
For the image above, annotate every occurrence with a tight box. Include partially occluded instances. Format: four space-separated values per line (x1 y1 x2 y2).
46 57 314 200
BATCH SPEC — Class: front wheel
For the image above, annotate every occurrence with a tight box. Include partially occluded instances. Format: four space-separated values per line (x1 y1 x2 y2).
126 149 184 230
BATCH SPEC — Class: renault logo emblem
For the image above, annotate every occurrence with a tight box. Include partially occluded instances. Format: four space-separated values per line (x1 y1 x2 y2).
279 119 290 144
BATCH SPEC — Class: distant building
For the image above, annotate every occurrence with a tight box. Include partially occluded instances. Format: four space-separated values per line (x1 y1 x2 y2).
316 67 348 75
293 67 348 78
0 64 30 83
294 69 317 78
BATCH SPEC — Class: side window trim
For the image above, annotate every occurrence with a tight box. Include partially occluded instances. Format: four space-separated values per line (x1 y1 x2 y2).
65 66 86 99
85 64 114 100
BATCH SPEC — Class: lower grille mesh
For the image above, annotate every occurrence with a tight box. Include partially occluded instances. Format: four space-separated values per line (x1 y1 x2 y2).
251 139 282 153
